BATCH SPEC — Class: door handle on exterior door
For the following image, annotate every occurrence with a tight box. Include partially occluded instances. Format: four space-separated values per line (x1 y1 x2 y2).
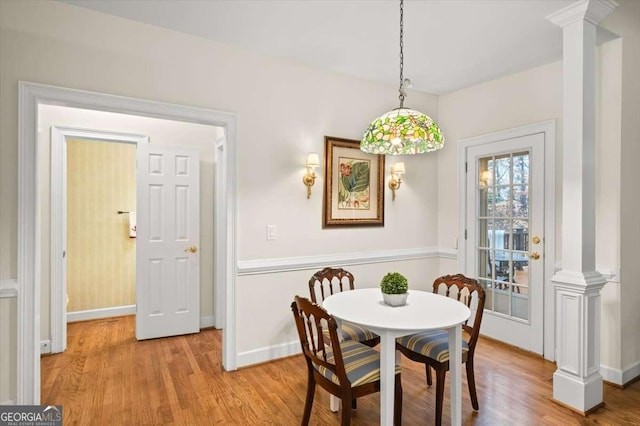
532 236 541 244
529 251 540 260
185 246 198 253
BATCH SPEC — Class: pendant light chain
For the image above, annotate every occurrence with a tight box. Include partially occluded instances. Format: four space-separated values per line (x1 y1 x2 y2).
398 0 405 108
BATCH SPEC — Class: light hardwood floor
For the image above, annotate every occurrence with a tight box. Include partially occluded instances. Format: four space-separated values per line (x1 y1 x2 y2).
41 316 640 425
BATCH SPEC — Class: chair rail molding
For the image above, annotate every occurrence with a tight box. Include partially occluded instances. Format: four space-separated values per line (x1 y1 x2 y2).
237 247 456 275
0 279 18 299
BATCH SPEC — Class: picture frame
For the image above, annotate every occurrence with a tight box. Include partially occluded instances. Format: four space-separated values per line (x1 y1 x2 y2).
322 136 385 227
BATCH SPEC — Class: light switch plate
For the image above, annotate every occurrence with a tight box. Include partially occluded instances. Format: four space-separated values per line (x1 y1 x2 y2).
267 225 277 240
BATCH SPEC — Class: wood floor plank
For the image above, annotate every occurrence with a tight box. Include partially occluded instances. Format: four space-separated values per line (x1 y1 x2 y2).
41 316 640 425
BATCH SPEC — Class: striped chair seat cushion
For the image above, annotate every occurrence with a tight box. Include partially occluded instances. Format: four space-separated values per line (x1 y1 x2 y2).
322 321 378 344
314 340 401 387
397 330 469 362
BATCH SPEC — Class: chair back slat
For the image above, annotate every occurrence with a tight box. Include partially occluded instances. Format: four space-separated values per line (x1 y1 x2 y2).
291 295 349 386
432 274 486 350
308 267 355 303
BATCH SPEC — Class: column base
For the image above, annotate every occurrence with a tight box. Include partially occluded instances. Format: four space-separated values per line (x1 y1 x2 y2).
553 370 603 413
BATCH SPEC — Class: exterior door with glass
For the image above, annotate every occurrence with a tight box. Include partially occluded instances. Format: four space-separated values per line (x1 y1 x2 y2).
464 132 545 354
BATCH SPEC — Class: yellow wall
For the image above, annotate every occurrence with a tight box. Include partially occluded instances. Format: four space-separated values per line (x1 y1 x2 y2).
67 139 136 312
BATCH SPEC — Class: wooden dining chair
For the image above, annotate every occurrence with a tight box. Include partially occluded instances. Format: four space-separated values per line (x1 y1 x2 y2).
308 267 379 348
395 274 486 426
291 295 402 426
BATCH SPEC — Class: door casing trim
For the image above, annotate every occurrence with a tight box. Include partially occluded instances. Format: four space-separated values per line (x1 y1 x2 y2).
50 126 148 354
457 119 556 361
17 81 238 404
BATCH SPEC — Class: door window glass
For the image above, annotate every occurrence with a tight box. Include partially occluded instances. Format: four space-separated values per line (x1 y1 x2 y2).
477 152 530 320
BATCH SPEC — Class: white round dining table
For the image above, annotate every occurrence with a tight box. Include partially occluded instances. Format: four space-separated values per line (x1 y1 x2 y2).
323 288 471 426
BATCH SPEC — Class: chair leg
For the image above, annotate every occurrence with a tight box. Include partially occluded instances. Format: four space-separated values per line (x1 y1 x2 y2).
341 396 353 426
351 398 357 410
302 372 315 426
425 364 433 386
394 374 403 426
466 358 479 410
435 367 447 426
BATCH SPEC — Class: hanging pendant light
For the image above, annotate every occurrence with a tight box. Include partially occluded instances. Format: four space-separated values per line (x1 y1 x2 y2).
361 0 444 155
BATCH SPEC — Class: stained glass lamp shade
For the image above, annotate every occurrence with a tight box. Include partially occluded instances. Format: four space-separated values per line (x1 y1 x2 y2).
360 0 444 155
360 107 444 155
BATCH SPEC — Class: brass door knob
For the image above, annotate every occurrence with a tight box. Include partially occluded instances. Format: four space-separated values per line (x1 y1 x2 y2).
185 246 198 253
529 251 540 260
532 236 541 245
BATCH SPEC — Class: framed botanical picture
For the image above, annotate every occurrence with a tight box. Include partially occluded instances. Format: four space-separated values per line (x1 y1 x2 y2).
322 136 385 227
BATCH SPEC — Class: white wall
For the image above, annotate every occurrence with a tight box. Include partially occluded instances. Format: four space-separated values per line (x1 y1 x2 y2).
601 0 640 380
0 295 17 404
237 259 439 360
437 60 564 274
596 38 622 382
0 0 441 400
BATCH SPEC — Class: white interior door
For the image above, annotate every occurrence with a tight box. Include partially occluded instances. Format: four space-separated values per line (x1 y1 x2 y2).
465 133 545 354
136 143 200 340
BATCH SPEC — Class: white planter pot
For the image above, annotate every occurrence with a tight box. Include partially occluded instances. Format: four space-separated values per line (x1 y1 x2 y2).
382 292 408 307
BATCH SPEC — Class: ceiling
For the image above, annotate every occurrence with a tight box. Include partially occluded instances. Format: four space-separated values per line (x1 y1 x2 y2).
62 0 575 95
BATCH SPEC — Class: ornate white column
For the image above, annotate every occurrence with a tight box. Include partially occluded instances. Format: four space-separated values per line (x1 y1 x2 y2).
546 0 618 414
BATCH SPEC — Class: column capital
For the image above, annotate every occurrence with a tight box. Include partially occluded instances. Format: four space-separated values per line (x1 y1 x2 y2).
552 270 607 292
546 0 618 28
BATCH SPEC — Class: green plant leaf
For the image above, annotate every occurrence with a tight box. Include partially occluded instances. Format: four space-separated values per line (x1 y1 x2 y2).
348 161 370 193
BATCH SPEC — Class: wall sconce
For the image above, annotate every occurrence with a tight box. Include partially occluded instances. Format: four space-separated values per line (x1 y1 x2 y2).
303 153 320 199
389 162 405 201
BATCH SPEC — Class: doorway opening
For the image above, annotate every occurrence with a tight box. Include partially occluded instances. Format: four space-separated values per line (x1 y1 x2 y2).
45 106 220 353
48 124 147 353
18 82 237 404
64 137 137 332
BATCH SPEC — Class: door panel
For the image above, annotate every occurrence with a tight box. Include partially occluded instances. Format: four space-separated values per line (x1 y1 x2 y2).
136 144 200 340
466 133 544 354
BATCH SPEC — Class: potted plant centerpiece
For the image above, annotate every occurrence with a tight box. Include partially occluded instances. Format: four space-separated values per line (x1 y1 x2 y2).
380 272 409 307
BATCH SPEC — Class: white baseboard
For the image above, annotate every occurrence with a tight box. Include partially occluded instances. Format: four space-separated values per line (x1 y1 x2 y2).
601 360 640 386
67 305 136 323
601 364 623 385
67 307 215 329
237 340 301 368
40 340 51 354
200 316 215 329
622 360 640 386
0 399 16 405
65 307 214 329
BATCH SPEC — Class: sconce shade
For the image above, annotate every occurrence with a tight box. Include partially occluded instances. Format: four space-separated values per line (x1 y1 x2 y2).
361 108 444 155
306 153 320 168
392 162 406 174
